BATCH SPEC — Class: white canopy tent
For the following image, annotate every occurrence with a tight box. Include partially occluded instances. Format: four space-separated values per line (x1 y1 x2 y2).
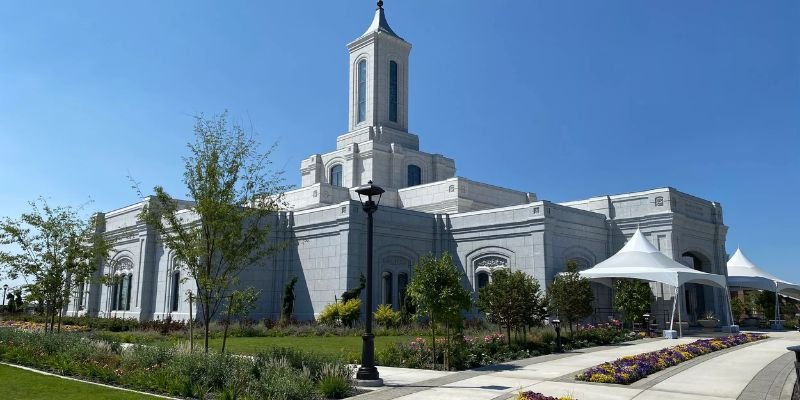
727 248 800 327
579 229 732 338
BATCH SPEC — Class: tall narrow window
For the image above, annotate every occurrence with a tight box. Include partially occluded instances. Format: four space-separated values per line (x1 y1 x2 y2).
171 271 180 312
119 275 130 311
398 273 408 309
389 61 398 122
382 271 393 307
111 281 119 311
76 282 85 310
357 59 367 123
125 275 133 311
407 165 421 187
477 271 490 290
330 165 343 187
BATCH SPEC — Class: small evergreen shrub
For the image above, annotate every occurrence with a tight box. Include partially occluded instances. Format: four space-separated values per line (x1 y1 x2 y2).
374 304 402 327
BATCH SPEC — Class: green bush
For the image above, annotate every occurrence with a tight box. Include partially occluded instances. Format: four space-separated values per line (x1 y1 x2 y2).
317 299 361 327
0 329 354 399
317 363 354 399
374 304 401 327
377 323 635 371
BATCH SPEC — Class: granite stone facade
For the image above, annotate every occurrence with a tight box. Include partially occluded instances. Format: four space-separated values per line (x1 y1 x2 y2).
69 5 731 327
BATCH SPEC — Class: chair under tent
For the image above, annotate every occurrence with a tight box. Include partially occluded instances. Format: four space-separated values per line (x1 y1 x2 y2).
579 229 736 338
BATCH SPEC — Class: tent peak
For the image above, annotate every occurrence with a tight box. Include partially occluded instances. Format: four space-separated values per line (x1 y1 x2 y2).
620 228 659 254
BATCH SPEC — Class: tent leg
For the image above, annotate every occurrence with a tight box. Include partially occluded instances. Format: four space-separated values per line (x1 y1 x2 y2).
678 285 683 338
774 284 781 330
721 285 738 333
669 286 677 331
663 285 679 339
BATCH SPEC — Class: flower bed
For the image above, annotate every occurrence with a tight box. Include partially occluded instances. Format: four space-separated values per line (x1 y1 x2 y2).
379 324 635 371
0 320 89 332
576 333 768 384
516 391 576 400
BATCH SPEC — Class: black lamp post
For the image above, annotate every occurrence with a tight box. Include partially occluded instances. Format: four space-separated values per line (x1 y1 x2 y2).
643 313 651 338
2 284 7 307
354 181 384 384
552 318 562 353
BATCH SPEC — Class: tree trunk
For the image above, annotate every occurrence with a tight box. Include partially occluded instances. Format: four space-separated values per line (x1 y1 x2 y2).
430 315 436 370
506 324 511 346
444 321 449 370
204 297 211 353
221 296 233 353
57 307 63 334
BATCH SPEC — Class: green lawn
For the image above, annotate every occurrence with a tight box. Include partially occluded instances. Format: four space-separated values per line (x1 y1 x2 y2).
0 364 161 400
206 335 415 359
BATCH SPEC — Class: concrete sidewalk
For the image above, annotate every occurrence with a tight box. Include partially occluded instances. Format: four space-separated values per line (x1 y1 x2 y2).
354 331 800 400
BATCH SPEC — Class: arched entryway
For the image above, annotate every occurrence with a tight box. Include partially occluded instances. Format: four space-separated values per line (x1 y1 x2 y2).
682 251 712 322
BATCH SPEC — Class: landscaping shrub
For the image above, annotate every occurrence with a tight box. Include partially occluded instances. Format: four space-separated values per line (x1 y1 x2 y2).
374 304 402 327
378 323 635 371
0 328 354 399
317 363 355 399
318 299 361 327
576 333 767 384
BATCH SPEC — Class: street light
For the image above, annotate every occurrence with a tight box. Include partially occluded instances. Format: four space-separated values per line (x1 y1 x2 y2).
551 318 562 353
2 284 8 307
643 313 651 338
354 181 384 385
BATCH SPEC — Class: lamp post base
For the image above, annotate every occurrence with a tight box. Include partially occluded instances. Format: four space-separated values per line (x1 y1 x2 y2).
663 330 679 339
355 377 384 387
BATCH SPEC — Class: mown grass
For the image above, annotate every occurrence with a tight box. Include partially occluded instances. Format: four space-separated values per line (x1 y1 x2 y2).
207 335 417 358
0 364 161 400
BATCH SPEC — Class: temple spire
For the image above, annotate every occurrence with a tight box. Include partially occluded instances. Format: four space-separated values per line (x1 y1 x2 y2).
362 0 400 39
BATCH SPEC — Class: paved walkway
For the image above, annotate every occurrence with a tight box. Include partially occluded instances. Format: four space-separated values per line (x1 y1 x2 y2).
354 331 799 400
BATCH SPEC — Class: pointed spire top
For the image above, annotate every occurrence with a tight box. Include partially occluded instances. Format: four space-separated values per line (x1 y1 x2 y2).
361 0 402 40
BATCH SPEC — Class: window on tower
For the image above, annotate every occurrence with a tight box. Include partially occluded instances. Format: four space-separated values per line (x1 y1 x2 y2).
407 165 421 187
389 61 398 122
330 165 343 187
358 59 367 123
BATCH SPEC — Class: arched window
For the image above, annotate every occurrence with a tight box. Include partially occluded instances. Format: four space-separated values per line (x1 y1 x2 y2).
330 164 343 187
407 165 421 187
110 280 119 311
398 273 408 309
119 275 131 311
357 59 367 123
389 61 398 122
76 282 85 310
382 271 393 307
476 271 490 290
171 271 180 312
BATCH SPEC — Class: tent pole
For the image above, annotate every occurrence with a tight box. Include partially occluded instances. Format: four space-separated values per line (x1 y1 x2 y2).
775 282 780 329
669 285 677 331
724 286 734 327
678 284 683 338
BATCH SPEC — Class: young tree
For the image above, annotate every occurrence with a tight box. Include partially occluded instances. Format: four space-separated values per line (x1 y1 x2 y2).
548 260 594 334
613 279 652 328
137 112 289 352
0 198 112 332
476 269 547 345
221 287 260 353
406 252 471 370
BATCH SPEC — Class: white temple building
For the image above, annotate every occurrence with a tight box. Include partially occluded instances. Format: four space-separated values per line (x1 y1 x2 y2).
70 2 732 327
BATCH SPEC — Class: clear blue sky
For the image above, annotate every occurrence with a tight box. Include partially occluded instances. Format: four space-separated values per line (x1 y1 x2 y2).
1 1 798 283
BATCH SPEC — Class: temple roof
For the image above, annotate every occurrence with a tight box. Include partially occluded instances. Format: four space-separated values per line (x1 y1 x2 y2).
361 1 402 40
